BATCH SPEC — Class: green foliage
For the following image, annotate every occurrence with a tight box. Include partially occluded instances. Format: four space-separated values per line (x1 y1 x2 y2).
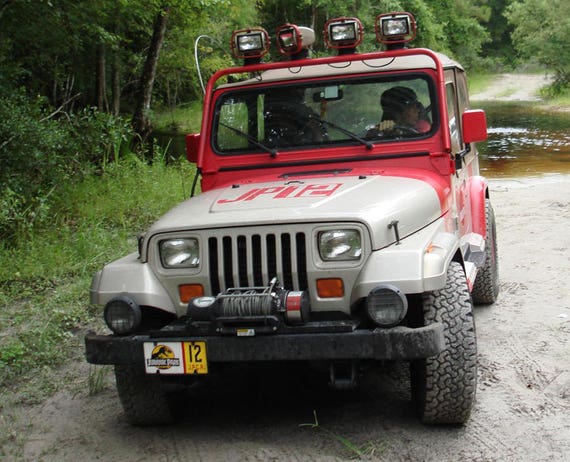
481 0 514 66
0 83 133 240
506 0 570 91
0 156 196 391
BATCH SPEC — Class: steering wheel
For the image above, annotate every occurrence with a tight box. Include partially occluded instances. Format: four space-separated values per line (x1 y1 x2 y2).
392 125 419 135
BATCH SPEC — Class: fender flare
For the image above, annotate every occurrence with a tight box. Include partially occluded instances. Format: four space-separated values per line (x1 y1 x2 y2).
469 175 489 238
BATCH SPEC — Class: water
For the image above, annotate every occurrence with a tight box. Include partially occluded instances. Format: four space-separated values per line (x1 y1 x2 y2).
155 102 570 178
477 102 570 178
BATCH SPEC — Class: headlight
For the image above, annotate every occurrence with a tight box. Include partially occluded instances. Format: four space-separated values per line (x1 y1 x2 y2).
318 229 362 261
160 238 199 268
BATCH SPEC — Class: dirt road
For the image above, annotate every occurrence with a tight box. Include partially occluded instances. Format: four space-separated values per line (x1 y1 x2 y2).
2 177 569 462
470 73 552 102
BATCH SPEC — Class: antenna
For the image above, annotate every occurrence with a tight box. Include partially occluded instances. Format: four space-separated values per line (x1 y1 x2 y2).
194 35 214 95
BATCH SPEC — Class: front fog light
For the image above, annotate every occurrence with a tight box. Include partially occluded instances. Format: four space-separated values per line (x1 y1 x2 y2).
366 285 407 327
104 296 141 335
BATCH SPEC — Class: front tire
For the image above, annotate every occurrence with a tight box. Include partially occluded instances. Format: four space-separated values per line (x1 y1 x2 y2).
411 262 477 424
114 365 176 426
472 199 499 304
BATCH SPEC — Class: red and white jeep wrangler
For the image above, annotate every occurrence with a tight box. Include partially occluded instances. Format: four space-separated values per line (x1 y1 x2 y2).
85 13 499 426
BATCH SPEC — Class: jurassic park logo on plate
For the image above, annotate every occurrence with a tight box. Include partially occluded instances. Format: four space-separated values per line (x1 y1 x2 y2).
143 341 208 375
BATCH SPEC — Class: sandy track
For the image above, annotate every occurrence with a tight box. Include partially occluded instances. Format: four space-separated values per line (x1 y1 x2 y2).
3 175 570 461
470 73 552 102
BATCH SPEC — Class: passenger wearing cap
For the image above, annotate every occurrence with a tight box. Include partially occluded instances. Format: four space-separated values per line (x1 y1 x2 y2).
368 86 431 137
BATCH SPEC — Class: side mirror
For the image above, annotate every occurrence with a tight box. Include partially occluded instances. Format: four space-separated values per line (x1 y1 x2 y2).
462 109 487 144
185 133 200 163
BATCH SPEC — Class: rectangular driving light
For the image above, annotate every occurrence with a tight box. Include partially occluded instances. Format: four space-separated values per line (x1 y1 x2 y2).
231 28 270 61
324 17 363 51
375 12 416 46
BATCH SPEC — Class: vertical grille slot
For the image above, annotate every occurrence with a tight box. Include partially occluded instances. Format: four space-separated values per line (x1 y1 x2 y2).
281 233 293 289
252 234 263 286
237 235 248 287
207 229 308 294
296 232 308 290
208 237 220 295
266 234 277 282
222 236 234 288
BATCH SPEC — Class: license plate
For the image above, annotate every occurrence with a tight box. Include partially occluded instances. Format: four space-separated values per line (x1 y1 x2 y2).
143 341 208 375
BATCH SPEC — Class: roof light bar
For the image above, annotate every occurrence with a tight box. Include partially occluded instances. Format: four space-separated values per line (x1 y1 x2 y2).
276 24 315 56
324 17 363 51
375 12 416 47
230 27 270 61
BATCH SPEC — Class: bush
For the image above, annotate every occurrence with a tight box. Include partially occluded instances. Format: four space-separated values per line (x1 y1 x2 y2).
0 87 133 240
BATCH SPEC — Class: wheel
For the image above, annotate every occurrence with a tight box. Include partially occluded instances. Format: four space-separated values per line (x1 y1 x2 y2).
114 364 177 426
411 261 477 424
472 199 500 304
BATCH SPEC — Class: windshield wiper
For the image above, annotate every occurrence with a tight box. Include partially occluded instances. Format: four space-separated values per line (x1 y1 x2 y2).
311 116 373 150
219 122 278 158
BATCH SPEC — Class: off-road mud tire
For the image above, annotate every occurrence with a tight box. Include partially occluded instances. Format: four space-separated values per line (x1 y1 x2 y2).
472 199 499 304
114 364 176 426
411 261 477 424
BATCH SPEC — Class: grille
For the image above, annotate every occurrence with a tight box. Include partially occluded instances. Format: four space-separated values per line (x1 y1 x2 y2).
207 230 308 294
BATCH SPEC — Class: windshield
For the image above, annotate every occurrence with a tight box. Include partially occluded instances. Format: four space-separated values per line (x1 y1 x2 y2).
213 74 436 154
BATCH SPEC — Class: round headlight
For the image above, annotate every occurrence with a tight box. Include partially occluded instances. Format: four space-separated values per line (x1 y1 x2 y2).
366 285 407 327
160 238 199 268
318 229 362 261
104 296 142 335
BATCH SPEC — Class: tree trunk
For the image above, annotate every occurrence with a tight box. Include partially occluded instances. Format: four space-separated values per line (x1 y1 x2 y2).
111 51 121 116
97 43 108 112
132 5 170 145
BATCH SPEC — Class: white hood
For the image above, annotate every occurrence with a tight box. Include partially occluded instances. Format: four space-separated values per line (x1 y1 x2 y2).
147 175 443 249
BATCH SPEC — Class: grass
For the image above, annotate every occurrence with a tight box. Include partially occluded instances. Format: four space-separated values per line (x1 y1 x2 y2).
300 410 384 459
541 85 570 108
0 154 197 406
467 72 495 95
151 100 203 133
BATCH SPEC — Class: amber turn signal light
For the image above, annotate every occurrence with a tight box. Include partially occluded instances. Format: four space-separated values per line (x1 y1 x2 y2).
316 278 344 298
179 284 204 303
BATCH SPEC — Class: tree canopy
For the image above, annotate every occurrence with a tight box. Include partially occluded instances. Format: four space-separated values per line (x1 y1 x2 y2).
2 0 567 117
0 0 567 240
506 0 569 88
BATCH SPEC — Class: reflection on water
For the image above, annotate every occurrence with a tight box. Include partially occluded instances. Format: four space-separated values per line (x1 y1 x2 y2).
476 102 570 178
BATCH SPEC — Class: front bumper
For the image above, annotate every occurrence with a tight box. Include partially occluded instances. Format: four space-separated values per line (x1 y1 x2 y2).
85 322 445 365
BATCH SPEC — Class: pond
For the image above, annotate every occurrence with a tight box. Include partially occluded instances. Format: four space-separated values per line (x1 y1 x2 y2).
477 102 570 178
155 102 570 179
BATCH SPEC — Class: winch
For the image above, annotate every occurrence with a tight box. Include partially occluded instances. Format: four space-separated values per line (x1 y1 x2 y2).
187 278 310 327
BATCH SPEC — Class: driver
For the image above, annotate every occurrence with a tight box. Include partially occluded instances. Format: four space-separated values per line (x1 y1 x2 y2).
368 86 430 136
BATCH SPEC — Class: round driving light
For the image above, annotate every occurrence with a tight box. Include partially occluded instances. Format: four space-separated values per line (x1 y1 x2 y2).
366 285 407 327
104 296 141 335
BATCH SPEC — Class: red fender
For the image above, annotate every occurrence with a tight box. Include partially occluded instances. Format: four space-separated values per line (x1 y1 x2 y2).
469 175 488 237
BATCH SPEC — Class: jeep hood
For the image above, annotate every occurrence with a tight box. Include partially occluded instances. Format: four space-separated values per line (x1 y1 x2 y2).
148 175 444 249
